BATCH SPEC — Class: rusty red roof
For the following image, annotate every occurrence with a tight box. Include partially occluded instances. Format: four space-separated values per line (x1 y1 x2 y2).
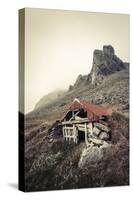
80 100 109 117
61 98 109 121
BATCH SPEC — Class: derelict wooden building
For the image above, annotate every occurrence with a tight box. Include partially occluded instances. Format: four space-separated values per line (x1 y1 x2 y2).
61 98 110 145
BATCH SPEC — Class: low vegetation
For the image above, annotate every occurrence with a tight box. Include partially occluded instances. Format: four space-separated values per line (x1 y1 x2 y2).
24 110 129 191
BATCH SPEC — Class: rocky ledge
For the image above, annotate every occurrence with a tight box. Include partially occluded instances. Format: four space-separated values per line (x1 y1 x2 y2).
71 45 128 89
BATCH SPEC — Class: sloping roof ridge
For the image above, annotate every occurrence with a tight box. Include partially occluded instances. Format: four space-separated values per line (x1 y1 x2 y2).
81 100 103 108
73 98 82 104
80 100 109 116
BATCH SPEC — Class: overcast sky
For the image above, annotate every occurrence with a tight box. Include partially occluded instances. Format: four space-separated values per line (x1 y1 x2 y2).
25 8 129 114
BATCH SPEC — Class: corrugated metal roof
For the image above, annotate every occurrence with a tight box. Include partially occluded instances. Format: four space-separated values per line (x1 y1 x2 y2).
80 100 109 117
68 98 109 117
61 98 109 122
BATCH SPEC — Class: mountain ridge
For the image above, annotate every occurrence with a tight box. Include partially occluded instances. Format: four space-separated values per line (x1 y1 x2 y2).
28 45 129 118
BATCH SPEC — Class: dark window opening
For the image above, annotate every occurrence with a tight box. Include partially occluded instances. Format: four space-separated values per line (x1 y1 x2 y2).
78 130 85 142
100 116 108 122
64 109 87 121
77 109 87 118
64 111 72 121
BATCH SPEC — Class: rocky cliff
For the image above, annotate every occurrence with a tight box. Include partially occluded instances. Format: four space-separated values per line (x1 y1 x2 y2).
90 45 127 85
29 45 129 119
72 45 128 89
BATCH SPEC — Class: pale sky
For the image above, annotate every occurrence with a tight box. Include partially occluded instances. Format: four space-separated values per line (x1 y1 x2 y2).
25 8 129 114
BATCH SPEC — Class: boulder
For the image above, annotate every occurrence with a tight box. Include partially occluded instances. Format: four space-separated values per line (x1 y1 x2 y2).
78 142 111 168
89 138 104 145
49 138 54 143
93 126 101 137
94 122 110 132
99 131 110 140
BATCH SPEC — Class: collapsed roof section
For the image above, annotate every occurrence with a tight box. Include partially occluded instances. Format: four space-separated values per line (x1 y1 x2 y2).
61 98 109 122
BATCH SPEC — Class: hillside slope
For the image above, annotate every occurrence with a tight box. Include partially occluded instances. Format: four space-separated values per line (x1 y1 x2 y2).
25 111 129 191
24 45 129 191
34 89 66 111
28 45 129 119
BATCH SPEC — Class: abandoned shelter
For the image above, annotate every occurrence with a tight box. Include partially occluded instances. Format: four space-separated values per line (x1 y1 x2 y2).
61 98 110 145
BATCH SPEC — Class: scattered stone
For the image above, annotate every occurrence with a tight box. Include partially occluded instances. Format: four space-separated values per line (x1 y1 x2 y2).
94 122 110 132
49 138 54 143
93 126 101 136
89 138 104 145
99 131 110 140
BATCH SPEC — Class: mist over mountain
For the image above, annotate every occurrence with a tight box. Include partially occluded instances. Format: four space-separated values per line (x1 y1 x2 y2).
29 45 129 118
34 89 66 111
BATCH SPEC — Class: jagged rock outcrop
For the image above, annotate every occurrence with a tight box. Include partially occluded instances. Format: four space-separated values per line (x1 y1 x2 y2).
70 45 128 90
90 45 126 85
73 74 88 89
30 44 129 119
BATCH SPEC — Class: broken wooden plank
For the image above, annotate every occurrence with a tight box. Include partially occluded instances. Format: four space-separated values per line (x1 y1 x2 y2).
62 118 89 125
69 110 80 121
